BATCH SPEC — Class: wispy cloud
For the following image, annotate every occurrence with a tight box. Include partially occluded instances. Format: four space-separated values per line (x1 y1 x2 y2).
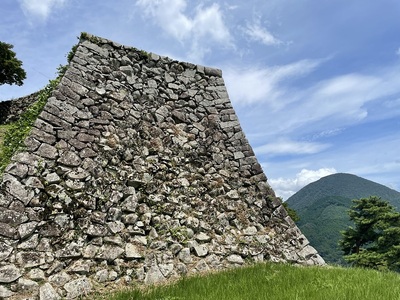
136 0 232 61
136 0 192 41
227 59 400 140
18 0 67 21
224 59 322 106
384 98 400 109
293 69 400 130
244 19 282 46
254 139 330 157
269 168 337 200
309 128 343 140
264 133 400 199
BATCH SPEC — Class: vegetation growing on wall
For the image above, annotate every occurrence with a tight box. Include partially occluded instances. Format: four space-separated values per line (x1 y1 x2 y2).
0 57 71 174
0 78 59 174
0 124 11 156
80 32 102 44
0 37 80 175
282 201 300 222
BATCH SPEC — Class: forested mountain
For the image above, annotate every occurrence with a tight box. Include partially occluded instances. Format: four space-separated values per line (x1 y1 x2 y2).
286 173 400 264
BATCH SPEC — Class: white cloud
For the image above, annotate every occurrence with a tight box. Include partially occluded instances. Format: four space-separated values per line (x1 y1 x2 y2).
136 0 192 41
254 139 330 156
18 0 67 21
269 168 337 200
230 61 400 141
224 59 321 106
136 0 232 61
283 73 381 128
309 128 343 140
193 4 231 42
290 70 400 129
396 47 400 56
244 22 282 46
384 98 400 109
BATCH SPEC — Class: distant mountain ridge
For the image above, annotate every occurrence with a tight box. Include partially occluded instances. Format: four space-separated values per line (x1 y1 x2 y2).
286 173 400 264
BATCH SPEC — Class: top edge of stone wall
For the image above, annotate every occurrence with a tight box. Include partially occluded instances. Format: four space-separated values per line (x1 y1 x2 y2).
0 92 40 125
80 32 223 78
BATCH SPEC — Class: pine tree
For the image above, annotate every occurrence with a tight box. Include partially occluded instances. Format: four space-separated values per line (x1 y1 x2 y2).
339 196 400 271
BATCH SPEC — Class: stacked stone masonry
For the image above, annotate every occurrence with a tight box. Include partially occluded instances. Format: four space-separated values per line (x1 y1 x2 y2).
0 92 39 125
0 34 324 299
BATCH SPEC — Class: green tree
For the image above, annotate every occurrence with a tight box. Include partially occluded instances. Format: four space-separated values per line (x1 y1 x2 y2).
0 41 26 86
339 196 400 271
282 201 300 222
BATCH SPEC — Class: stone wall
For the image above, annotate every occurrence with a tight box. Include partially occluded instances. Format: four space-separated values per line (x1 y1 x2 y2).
0 92 39 125
0 34 324 300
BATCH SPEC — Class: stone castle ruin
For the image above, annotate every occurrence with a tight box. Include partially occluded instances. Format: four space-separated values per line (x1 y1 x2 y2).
0 34 324 299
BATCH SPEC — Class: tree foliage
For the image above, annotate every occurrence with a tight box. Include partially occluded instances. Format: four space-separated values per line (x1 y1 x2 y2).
286 174 400 265
339 196 400 271
282 201 300 222
0 41 26 86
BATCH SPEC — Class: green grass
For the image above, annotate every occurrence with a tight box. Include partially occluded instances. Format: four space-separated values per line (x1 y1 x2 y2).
90 263 400 300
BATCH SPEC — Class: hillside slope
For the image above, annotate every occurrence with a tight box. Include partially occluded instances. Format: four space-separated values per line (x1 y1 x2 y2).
286 173 400 264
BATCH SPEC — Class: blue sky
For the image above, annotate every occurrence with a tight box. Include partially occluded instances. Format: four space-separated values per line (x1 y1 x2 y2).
1 0 400 199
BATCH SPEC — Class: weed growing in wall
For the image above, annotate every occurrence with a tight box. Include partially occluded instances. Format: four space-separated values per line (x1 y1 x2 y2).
80 32 102 45
0 76 61 175
0 35 78 176
67 44 78 63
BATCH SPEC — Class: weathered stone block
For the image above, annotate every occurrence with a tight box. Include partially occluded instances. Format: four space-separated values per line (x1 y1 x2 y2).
39 282 61 300
0 264 22 283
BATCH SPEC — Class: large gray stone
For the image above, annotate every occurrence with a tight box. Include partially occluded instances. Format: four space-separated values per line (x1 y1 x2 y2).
0 242 13 261
144 265 165 284
17 233 39 249
48 272 71 287
0 264 22 283
194 245 208 257
37 143 59 159
0 208 28 226
85 224 108 237
18 278 40 293
39 283 61 300
3 175 34 205
64 277 92 299
5 163 29 178
58 151 82 166
0 222 17 238
97 245 124 261
227 254 244 265
0 285 14 298
16 251 46 268
125 243 143 259
18 221 38 239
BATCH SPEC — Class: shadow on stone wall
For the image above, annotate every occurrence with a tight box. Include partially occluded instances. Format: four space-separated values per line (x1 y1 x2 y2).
0 92 39 125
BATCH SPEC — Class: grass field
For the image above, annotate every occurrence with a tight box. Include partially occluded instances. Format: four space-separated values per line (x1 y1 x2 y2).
89 262 400 300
